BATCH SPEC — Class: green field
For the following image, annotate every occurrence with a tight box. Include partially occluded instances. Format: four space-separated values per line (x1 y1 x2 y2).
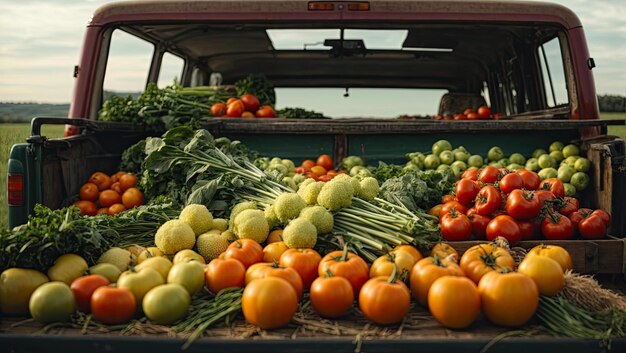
1 113 625 230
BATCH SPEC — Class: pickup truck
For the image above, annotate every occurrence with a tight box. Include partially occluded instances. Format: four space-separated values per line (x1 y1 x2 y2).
3 0 626 351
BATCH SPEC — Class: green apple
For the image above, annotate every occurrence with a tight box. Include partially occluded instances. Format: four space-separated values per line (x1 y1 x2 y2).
451 160 468 172
570 172 590 191
424 154 441 169
532 149 547 159
437 164 451 172
525 158 540 172
563 156 579 168
439 150 455 165
506 163 524 171
538 168 558 180
468 155 484 168
538 154 556 169
432 140 453 155
489 161 504 168
574 158 591 172
549 150 564 164
509 153 526 165
453 150 470 162
487 146 505 161
499 158 509 167
549 141 564 152
557 165 575 183
562 144 580 158
563 183 576 197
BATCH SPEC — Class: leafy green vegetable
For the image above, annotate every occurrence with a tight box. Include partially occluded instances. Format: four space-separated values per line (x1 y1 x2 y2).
277 107 328 119
369 161 408 183
119 139 146 174
379 169 455 212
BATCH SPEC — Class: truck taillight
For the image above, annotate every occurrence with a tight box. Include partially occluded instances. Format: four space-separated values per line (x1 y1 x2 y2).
8 173 24 206
308 2 369 11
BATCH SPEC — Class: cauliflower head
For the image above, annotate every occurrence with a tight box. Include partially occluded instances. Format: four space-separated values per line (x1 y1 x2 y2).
297 181 324 205
233 209 269 243
264 205 281 229
332 174 361 195
273 193 306 223
154 220 196 255
282 218 317 249
196 232 230 262
358 177 380 201
317 179 353 211
228 201 257 230
179 204 213 236
299 206 334 234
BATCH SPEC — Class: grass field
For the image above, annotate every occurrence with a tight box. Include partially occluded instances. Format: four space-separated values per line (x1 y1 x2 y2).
0 113 624 230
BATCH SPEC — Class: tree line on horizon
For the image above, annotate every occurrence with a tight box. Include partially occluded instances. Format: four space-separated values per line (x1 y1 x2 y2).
0 94 624 123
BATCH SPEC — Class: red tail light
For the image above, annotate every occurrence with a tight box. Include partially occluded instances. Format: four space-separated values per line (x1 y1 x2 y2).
308 2 334 11
8 173 24 205
348 2 370 11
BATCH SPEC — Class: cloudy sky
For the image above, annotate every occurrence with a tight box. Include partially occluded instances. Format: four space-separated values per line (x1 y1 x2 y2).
0 0 624 106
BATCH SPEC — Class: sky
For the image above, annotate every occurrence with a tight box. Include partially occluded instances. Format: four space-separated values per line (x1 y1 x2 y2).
0 0 624 113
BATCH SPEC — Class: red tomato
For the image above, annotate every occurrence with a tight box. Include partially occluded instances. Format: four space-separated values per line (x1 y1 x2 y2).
498 173 524 194
455 179 480 206
517 220 535 240
454 114 467 120
223 239 264 268
516 169 541 190
280 248 322 290
205 258 246 294
240 94 261 112
255 105 276 118
440 210 472 241
210 103 227 117
569 208 593 229
591 209 611 226
474 185 502 216
73 200 98 216
558 197 579 216
542 212 574 240
70 275 110 313
90 287 136 324
486 215 521 245
439 201 469 219
318 248 369 297
505 189 540 220
226 100 244 117
442 194 456 204
578 215 607 240
316 154 334 171
540 178 565 198
477 105 491 119
462 168 479 181
533 190 557 209
463 108 474 115
468 213 490 240
466 112 479 120
479 166 500 184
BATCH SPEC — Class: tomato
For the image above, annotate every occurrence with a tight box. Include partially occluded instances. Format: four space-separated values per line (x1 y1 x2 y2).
459 243 515 284
441 194 456 204
205 258 246 294
210 103 227 117
428 204 443 217
505 189 539 220
309 273 354 318
462 168 479 181
280 248 322 290
117 267 164 304
96 207 109 215
591 209 611 226
542 212 574 240
122 187 144 209
466 112 479 120
242 277 298 329
578 214 607 240
70 274 110 313
223 239 264 268
318 174 332 182
110 171 126 183
474 186 502 216
318 248 369 297
439 201 469 218
110 182 123 194
226 100 244 117
167 261 205 295
517 220 535 240
477 105 491 119
74 200 98 216
569 208 593 229
359 270 411 325
135 256 172 281
463 108 474 115
428 276 480 329
440 210 472 241
455 179 480 205
245 262 303 298
118 173 138 191
91 286 136 324
98 189 121 208
47 254 88 285
468 213 490 240
528 244 572 272
454 114 467 120
316 154 334 171
486 215 521 244
143 284 190 324
410 256 464 306
107 203 126 215
29 282 75 323
266 229 284 244
89 172 112 191
226 97 238 105
240 93 261 112
0 268 48 315
80 182 99 201
429 243 458 262
539 178 565 198
302 159 316 169
310 165 327 177
478 166 500 184
255 106 276 118
262 241 289 262
533 189 556 209
369 251 415 281
478 269 538 327
557 197 579 216
518 254 564 296
498 173 523 194
515 169 541 190
393 244 423 264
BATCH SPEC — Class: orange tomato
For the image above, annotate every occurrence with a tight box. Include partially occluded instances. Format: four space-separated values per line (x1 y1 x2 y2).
210 103 227 117
359 274 411 325
301 160 316 169
310 274 354 318
317 174 332 182
96 208 109 215
242 277 298 329
89 172 112 191
244 262 303 298
266 229 284 244
122 187 144 209
118 174 138 191
241 111 255 118
280 248 322 290
459 243 515 284
226 100 244 117
393 244 423 264
428 276 480 329
110 182 123 194
316 154 334 171
204 258 246 294
255 105 275 118
430 242 459 262
226 97 239 106
310 165 327 177
98 189 121 208
74 200 98 216
90 287 136 325
107 203 126 215
110 171 126 183
318 248 369 297
223 239 264 268
262 241 289 262
79 183 99 201
478 269 539 327
410 256 465 306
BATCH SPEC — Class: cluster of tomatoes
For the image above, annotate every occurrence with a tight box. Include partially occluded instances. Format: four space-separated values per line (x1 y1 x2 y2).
433 165 610 244
73 171 144 216
294 154 348 182
209 93 276 118
432 106 505 121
